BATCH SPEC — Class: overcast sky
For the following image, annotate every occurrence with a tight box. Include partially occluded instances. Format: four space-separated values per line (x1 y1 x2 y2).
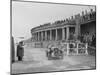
12 1 95 42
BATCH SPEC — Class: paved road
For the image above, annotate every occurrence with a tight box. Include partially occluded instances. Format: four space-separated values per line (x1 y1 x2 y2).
12 46 96 74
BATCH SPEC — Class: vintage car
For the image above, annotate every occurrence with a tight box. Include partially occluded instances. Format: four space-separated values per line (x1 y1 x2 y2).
46 44 64 60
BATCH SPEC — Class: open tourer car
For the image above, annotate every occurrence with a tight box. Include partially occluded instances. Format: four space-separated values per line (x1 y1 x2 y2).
46 46 64 60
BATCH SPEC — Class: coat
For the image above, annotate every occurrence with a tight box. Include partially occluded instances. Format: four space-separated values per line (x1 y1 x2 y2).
17 45 24 57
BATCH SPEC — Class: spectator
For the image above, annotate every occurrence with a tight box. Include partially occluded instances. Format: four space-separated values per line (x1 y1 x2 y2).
91 33 96 47
17 41 24 61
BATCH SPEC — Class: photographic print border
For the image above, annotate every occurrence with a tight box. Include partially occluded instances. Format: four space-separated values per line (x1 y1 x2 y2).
10 0 96 75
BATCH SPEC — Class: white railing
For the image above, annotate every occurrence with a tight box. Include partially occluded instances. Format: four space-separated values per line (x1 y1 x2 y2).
25 41 88 55
62 42 88 55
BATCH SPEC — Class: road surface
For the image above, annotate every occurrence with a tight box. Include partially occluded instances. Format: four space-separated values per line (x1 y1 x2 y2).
11 46 96 74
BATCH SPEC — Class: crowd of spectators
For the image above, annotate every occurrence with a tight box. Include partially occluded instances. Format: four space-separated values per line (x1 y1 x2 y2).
79 32 96 47
68 31 96 47
51 9 95 26
53 18 75 25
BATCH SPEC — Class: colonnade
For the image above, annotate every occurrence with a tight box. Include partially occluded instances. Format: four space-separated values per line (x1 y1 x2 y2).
32 27 71 41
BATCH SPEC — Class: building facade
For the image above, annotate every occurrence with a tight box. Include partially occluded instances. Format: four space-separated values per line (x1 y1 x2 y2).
31 9 96 48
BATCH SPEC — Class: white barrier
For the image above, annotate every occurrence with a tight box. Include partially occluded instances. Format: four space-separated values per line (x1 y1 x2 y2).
25 41 88 55
62 42 88 55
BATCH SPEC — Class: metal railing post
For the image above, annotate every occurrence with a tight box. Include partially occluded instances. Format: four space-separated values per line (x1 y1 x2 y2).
67 43 69 55
76 43 79 55
85 43 88 55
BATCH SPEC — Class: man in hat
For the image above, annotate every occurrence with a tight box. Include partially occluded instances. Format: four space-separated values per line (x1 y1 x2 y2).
17 41 24 61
